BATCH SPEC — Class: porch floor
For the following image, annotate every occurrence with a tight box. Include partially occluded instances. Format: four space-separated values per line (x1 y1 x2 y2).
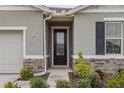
47 68 72 88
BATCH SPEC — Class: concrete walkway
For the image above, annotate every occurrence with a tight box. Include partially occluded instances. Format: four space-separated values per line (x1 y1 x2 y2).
47 68 72 88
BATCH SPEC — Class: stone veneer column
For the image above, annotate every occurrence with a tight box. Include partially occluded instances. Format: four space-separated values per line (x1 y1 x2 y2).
23 59 45 72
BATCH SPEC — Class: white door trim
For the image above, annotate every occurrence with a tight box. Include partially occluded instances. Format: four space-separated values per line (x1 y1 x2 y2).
51 26 69 67
0 26 27 59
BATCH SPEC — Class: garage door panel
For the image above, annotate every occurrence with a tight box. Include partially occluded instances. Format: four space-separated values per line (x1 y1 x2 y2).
0 53 22 59
0 65 22 73
0 30 23 73
0 54 21 58
0 59 22 65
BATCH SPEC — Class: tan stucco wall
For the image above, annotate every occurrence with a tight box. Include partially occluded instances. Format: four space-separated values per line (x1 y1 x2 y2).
0 11 44 55
74 13 124 55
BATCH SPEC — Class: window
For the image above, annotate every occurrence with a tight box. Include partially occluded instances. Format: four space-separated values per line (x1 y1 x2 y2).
56 32 64 55
105 22 123 54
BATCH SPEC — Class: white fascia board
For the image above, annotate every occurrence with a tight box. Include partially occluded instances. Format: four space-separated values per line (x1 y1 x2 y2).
24 55 50 59
67 5 91 15
0 5 39 11
80 9 124 13
104 17 124 21
0 27 27 30
24 55 44 59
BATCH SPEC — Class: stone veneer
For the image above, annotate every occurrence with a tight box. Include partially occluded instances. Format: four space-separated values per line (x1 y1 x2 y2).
73 58 124 73
24 59 45 72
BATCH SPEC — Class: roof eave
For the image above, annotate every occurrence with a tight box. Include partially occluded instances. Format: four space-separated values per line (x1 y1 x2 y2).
33 5 92 16
66 5 91 15
33 5 52 13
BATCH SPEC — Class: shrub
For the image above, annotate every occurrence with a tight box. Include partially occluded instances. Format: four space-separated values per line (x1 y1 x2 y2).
107 71 124 88
107 80 120 88
20 68 34 80
30 77 48 88
75 52 93 78
4 82 18 88
115 71 124 81
56 80 70 88
77 79 91 88
87 73 100 87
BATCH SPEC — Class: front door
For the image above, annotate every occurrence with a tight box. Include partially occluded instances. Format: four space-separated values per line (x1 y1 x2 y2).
54 29 67 66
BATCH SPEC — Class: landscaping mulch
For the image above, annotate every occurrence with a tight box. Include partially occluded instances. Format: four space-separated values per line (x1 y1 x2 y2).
68 72 82 88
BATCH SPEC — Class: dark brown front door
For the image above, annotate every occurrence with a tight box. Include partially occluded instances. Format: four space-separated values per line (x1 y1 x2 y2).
54 29 67 66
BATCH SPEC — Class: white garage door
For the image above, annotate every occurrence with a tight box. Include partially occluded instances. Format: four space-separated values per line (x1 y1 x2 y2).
0 30 23 73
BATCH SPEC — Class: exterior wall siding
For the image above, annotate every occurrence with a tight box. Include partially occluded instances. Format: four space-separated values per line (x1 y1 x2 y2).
0 11 45 72
1 9 124 73
0 11 44 55
74 13 124 55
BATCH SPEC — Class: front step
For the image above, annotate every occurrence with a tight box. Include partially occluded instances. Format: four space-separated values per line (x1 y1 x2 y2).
47 68 72 88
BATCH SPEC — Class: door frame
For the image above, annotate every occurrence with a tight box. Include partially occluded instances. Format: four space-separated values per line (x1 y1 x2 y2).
51 26 69 67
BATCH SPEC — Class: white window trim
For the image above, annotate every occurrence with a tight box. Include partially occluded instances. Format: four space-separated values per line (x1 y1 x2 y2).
104 17 124 21
72 55 124 60
80 9 124 13
0 6 39 11
51 26 69 67
24 55 50 59
105 21 123 55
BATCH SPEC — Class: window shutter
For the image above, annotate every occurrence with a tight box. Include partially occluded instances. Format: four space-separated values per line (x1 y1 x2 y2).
96 22 105 55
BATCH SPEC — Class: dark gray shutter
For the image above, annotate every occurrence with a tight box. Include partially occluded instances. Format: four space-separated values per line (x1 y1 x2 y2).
96 22 105 55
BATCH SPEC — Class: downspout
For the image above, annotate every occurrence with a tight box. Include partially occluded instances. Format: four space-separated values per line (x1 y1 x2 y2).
43 14 52 74
34 14 52 76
